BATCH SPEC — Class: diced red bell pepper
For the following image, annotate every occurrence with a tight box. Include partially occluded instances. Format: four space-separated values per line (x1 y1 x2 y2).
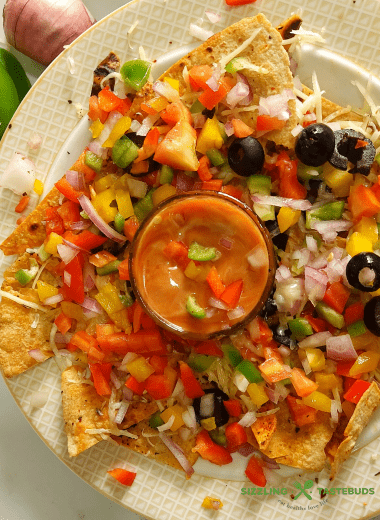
201 179 223 191
63 255 84 304
188 65 213 91
197 155 213 181
98 87 122 112
89 363 112 396
97 330 166 356
55 177 89 203
54 312 72 334
231 118 254 138
225 422 247 452
348 184 380 221
132 303 145 333
145 372 175 400
256 115 286 132
15 195 30 213
286 395 317 427
323 282 350 314
259 357 291 383
276 151 306 200
70 330 104 362
160 101 192 125
223 399 242 417
89 250 117 268
124 216 140 242
135 127 160 163
63 230 107 251
107 468 136 486
219 279 243 308
245 455 267 487
194 340 223 357
117 258 130 281
45 206 65 235
343 379 371 404
262 345 283 364
88 95 108 124
344 302 365 327
192 430 233 465
336 360 361 379
344 376 358 394
198 77 233 110
290 368 319 397
57 200 81 230
154 119 199 172
140 313 157 330
305 315 328 333
125 375 146 395
163 240 190 270
206 266 225 299
149 355 168 374
179 361 205 399
117 97 132 116
220 185 243 200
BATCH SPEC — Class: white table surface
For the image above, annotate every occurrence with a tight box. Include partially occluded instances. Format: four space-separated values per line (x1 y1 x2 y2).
0 5 146 520
1 2 380 520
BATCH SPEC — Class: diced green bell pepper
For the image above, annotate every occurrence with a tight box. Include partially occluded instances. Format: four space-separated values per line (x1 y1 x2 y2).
159 165 174 185
112 135 139 169
225 57 249 74
209 429 227 446
186 295 206 319
119 292 134 307
133 189 155 221
347 320 367 338
114 212 125 234
37 244 51 262
375 153 380 167
216 163 234 184
288 318 313 340
306 201 345 229
190 99 205 114
187 353 215 372
84 151 103 173
120 59 152 91
247 174 275 222
149 411 165 429
297 163 323 183
80 210 90 220
217 121 228 143
236 359 263 383
14 258 39 286
206 148 226 167
96 260 122 276
222 343 243 367
316 301 345 329
188 241 217 261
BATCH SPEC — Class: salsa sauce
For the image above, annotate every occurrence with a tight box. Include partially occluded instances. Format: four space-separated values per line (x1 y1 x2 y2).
130 194 273 337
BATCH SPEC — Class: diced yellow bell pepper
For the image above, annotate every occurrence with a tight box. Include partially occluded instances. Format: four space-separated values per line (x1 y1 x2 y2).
354 217 378 244
346 232 373 257
115 189 134 219
301 391 332 413
152 184 177 206
44 232 63 255
95 283 125 315
196 116 224 155
314 373 342 394
184 260 211 282
160 404 185 431
277 207 301 233
305 348 326 372
89 119 104 139
353 173 371 187
94 174 118 193
349 351 380 377
61 301 84 320
164 365 177 387
164 77 180 92
247 382 269 407
33 179 44 196
202 497 223 510
200 417 217 431
323 165 354 198
36 281 59 303
110 308 132 333
126 356 155 383
113 173 130 191
352 330 378 349
92 187 117 223
148 96 169 112
102 116 131 148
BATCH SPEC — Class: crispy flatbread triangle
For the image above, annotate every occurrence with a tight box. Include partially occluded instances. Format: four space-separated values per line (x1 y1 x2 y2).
260 401 336 472
130 14 297 149
329 382 380 480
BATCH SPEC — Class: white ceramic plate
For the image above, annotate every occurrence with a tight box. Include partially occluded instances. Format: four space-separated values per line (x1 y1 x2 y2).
2 0 380 519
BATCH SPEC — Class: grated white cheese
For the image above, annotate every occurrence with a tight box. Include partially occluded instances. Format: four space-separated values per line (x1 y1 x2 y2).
219 27 262 71
0 289 48 312
139 46 147 61
323 106 352 123
31 313 40 329
49 323 66 372
74 103 86 119
127 20 139 49
312 71 323 123
282 28 325 54
256 407 280 417
32 259 50 290
85 427 138 439
352 80 380 128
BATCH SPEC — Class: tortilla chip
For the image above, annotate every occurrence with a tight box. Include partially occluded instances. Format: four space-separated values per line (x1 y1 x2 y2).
330 382 380 480
61 365 112 457
121 399 159 429
0 253 57 378
260 401 335 472
120 420 199 473
91 52 120 96
251 404 277 450
0 187 61 256
130 14 297 149
303 86 364 123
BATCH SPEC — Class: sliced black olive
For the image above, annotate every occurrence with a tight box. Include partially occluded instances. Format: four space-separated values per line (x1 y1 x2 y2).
125 132 145 148
228 136 265 177
193 388 229 427
329 129 376 176
202 107 216 119
260 297 278 318
264 219 280 238
271 325 292 346
295 123 335 167
346 252 380 292
364 296 380 336
272 232 288 251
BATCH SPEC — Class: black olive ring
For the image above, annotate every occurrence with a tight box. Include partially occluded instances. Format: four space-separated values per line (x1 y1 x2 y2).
346 252 380 292
364 296 380 336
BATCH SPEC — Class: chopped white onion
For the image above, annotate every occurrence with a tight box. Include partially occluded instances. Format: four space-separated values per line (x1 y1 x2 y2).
158 432 194 477
326 334 358 362
275 264 292 282
247 245 268 269
152 81 179 102
115 400 130 424
227 306 245 320
252 194 312 211
57 244 78 264
182 406 197 430
81 296 103 314
205 10 221 23
233 372 250 392
238 410 257 427
27 133 42 150
78 195 126 243
298 331 332 349
157 415 175 432
219 236 234 250
0 153 36 195
136 114 160 136
189 23 213 41
126 177 148 198
224 121 234 137
63 271 72 287
209 297 229 310
28 349 48 362
43 293 64 306
199 393 214 417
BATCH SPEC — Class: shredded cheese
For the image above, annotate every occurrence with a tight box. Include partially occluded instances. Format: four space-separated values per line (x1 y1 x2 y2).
127 20 139 49
323 106 352 123
0 289 48 312
85 427 138 439
219 27 262 71
312 71 323 123
32 259 50 289
256 407 280 417
282 28 325 54
49 323 66 372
